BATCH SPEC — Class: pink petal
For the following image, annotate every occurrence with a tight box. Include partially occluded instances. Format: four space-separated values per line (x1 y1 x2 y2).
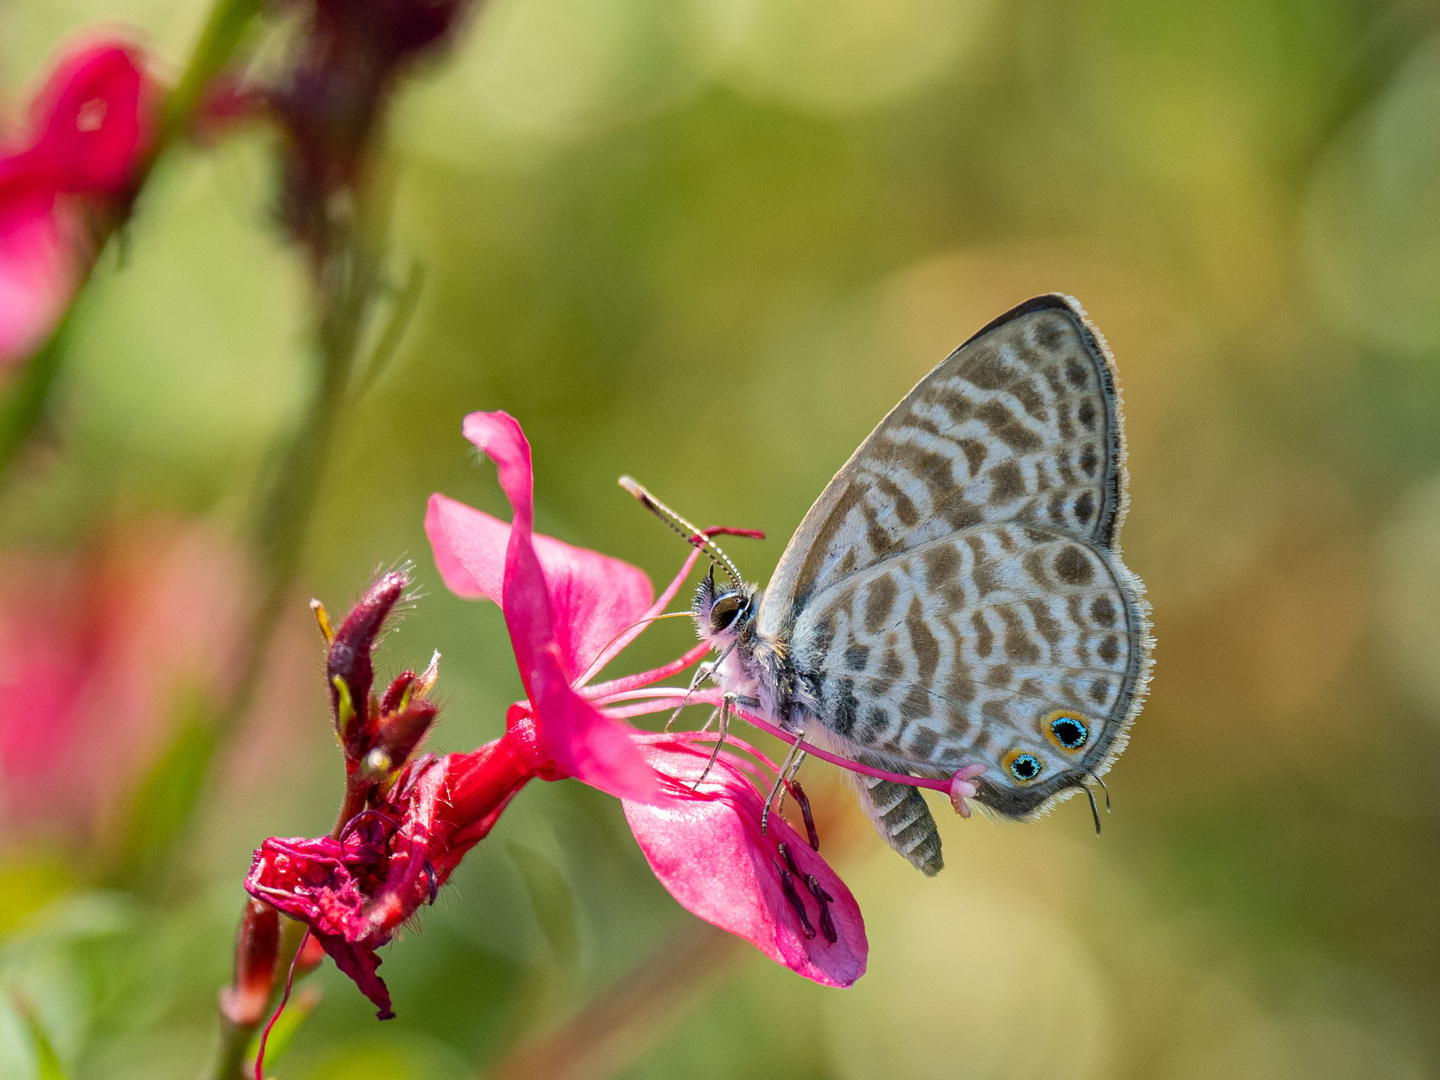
24 41 153 195
313 931 393 1020
622 735 867 987
453 411 659 803
0 198 74 366
426 493 654 676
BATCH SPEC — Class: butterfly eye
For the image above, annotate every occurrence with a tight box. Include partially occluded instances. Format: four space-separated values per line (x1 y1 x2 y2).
709 594 743 633
1003 749 1044 783
1045 712 1090 752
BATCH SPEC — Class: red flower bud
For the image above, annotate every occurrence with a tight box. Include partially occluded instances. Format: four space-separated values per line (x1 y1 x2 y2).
218 899 279 1026
326 571 406 758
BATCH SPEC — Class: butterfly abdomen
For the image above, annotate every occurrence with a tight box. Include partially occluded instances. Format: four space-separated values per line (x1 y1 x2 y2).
853 759 943 876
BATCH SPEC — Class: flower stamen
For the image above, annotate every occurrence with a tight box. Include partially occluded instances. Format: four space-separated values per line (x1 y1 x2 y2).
775 860 815 940
806 875 838 944
788 782 820 851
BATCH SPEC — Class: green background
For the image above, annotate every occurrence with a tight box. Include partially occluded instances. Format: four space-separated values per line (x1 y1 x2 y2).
3 0 1440 1077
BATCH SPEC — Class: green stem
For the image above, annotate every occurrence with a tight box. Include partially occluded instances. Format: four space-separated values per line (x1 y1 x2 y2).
208 915 310 1080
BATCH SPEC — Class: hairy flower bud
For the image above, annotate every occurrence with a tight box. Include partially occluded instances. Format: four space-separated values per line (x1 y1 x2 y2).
325 571 406 759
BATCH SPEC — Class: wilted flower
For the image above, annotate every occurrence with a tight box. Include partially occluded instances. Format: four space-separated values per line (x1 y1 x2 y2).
266 0 477 259
0 40 156 365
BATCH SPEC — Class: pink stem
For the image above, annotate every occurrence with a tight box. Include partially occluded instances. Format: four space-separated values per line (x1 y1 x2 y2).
582 641 709 700
689 692 975 793
578 548 703 685
254 928 309 1080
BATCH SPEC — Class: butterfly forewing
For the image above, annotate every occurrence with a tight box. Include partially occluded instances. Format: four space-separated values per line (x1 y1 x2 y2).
790 522 1145 816
761 295 1127 639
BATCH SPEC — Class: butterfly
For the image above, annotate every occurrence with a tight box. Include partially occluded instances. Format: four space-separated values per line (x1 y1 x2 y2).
640 294 1152 874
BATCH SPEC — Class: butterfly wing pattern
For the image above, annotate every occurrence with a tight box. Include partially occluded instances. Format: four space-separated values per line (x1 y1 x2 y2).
760 294 1152 873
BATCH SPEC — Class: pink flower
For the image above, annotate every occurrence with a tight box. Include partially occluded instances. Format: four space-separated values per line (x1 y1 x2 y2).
247 411 870 1024
0 519 248 843
0 40 156 366
426 410 868 987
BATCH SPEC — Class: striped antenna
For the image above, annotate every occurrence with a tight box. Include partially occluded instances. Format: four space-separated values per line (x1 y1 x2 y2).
619 476 744 588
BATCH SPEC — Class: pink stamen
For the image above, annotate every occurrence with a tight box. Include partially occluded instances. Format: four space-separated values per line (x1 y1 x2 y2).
698 526 766 541
578 548 704 684
583 640 710 700
948 763 986 818
706 695 988 807
600 698 702 721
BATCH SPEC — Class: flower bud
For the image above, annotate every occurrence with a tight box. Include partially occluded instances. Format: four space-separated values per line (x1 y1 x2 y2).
326 570 407 758
375 699 438 767
218 899 279 1025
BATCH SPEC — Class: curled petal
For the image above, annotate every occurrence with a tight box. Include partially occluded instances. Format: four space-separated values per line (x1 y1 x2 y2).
452 411 659 803
622 735 866 986
425 493 653 676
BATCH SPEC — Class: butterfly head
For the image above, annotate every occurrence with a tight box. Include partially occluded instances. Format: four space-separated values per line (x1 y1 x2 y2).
692 566 759 651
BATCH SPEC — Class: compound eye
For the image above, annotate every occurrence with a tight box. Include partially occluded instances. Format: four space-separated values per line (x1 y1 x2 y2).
1003 749 1045 784
709 594 743 633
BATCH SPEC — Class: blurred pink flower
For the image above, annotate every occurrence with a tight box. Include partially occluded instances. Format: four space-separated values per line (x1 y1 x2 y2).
426 410 868 987
0 520 248 842
0 40 157 366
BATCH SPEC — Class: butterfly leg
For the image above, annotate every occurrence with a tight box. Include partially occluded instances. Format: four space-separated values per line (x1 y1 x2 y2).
693 693 735 790
666 659 717 732
760 739 808 835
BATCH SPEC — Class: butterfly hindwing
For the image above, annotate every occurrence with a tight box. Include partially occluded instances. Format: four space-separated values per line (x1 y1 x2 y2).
791 522 1149 818
760 294 1127 640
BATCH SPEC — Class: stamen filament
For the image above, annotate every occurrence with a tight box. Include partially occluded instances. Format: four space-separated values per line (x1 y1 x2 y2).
583 641 710 700
712 695 984 796
577 546 705 684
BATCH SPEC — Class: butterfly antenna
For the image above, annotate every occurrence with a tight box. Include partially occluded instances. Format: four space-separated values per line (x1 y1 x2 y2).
619 476 744 588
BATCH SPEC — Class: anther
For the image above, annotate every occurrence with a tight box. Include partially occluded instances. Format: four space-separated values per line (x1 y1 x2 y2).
777 841 801 878
775 861 815 939
310 598 334 644
789 781 820 851
423 860 439 905
806 875 838 944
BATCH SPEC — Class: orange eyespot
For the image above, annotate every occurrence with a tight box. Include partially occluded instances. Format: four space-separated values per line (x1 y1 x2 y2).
1003 748 1045 783
1043 710 1091 753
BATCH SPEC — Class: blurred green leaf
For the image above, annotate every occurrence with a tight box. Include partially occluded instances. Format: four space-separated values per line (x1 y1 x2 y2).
0 857 74 942
12 996 68 1080
110 688 219 891
505 842 579 972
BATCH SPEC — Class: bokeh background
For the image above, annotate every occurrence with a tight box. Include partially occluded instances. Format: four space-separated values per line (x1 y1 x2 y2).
3 0 1440 1077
